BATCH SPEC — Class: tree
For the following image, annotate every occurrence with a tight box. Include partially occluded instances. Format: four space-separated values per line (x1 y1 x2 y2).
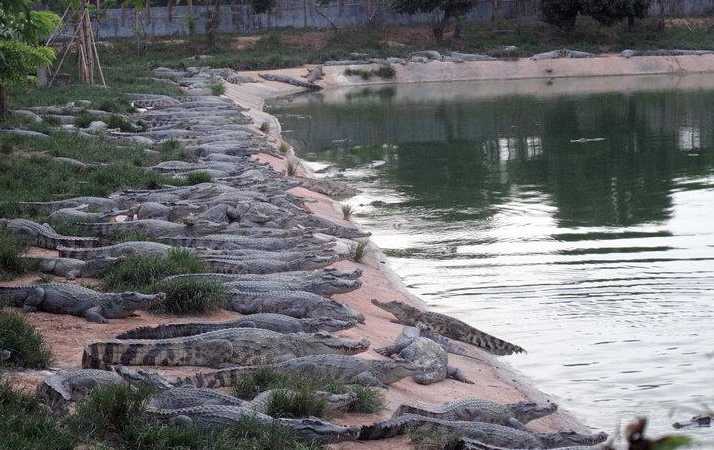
541 0 580 31
392 0 474 40
581 0 650 29
0 0 59 117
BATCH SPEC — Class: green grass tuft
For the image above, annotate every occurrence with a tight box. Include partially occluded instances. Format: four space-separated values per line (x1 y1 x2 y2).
183 171 213 185
151 278 226 315
101 248 206 292
346 384 384 414
0 311 52 369
353 240 367 263
74 111 96 128
0 378 76 449
210 82 226 96
341 203 353 220
0 232 29 279
266 389 328 418
259 121 270 133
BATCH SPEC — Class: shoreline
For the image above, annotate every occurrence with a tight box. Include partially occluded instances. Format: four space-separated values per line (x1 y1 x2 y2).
224 76 594 445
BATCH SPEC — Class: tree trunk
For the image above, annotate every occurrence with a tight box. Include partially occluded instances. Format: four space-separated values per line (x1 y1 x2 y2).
0 83 8 119
433 12 450 41
454 15 464 39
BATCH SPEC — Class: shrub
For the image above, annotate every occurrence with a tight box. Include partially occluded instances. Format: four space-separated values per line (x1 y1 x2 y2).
341 203 353 220
285 158 298 176
70 384 152 440
353 240 367 263
210 82 226 96
259 121 270 133
0 311 52 369
374 65 396 79
183 171 213 185
0 232 28 278
101 248 206 292
0 378 76 449
346 384 384 413
279 141 290 153
151 278 226 315
542 0 580 31
158 139 184 161
266 389 327 418
106 114 135 132
74 112 96 128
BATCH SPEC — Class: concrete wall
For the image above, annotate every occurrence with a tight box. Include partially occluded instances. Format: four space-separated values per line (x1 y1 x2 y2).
93 0 714 40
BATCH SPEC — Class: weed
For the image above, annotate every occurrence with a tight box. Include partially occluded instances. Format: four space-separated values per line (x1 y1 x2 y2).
279 141 290 153
183 171 213 185
266 389 328 418
70 383 152 440
157 139 184 161
0 312 52 369
0 378 76 449
210 82 226 96
259 121 270 133
0 232 28 278
353 240 367 262
101 248 206 292
345 65 395 80
341 203 353 220
44 115 61 126
408 424 462 450
74 111 96 128
106 114 141 132
285 158 298 176
374 65 396 79
151 278 226 315
346 384 384 413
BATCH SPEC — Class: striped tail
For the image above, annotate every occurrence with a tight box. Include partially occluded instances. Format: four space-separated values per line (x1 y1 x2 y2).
461 327 525 356
57 246 101 260
82 341 190 369
190 367 255 388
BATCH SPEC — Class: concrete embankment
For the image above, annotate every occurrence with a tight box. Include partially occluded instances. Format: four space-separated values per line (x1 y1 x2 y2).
223 76 591 449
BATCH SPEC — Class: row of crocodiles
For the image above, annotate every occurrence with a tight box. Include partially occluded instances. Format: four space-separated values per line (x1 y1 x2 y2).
1 67 609 448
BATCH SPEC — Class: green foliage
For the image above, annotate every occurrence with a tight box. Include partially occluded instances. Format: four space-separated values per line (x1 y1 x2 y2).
0 378 76 450
183 171 213 185
250 0 277 14
353 240 367 263
106 114 140 132
0 40 55 84
210 82 225 96
0 311 52 369
346 384 384 414
341 203 353 220
408 424 462 450
541 0 580 31
344 65 395 80
158 139 185 161
101 248 206 293
150 278 226 315
73 111 96 128
581 0 650 27
0 231 28 278
266 389 327 418
259 121 271 132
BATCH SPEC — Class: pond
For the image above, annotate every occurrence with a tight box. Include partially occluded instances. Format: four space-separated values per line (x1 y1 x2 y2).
270 75 714 437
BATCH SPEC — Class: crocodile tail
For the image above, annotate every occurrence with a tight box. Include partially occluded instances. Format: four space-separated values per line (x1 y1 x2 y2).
82 341 156 368
57 246 95 260
55 235 99 249
467 331 525 356
76 222 113 237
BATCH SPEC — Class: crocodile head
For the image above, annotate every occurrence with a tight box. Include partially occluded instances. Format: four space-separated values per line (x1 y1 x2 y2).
323 268 363 279
103 292 165 318
372 360 420 385
304 317 355 332
275 417 361 444
509 400 558 423
296 332 369 355
313 276 362 295
371 299 413 322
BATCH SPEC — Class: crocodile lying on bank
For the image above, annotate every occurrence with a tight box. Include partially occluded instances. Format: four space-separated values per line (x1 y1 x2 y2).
75 219 226 239
0 218 98 249
163 268 362 296
227 290 365 323
372 299 525 355
146 405 360 444
456 438 605 450
116 313 354 339
244 388 359 415
57 241 177 260
359 414 608 448
36 369 126 410
376 330 471 385
0 283 163 323
15 197 119 214
392 398 558 429
184 355 419 388
204 255 337 274
82 329 369 368
162 235 328 252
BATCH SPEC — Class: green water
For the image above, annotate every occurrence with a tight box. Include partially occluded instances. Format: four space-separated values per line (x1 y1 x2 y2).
272 77 714 437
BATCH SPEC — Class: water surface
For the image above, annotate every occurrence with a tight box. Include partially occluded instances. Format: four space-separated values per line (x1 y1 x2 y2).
271 76 714 438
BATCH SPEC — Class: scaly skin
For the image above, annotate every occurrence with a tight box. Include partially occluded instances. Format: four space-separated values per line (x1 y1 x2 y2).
57 241 176 260
162 235 327 251
0 218 98 249
82 328 369 368
392 398 558 429
246 389 358 415
204 256 337 274
456 438 604 450
227 290 365 323
115 313 353 339
36 369 125 410
184 355 419 389
0 283 163 323
359 414 607 448
372 299 525 356
75 219 225 238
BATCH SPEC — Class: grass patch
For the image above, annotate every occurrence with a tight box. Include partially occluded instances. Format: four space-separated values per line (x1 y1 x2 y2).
150 278 226 315
0 232 29 279
341 203 353 220
353 240 367 263
106 114 143 132
259 121 271 133
279 142 290 153
408 424 462 450
233 368 383 414
285 158 298 176
0 311 52 369
266 389 328 419
0 378 77 450
157 139 185 161
74 111 96 128
183 171 213 185
344 65 395 80
101 248 206 292
210 82 226 96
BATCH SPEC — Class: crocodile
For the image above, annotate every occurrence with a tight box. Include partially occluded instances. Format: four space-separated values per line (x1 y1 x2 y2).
163 269 362 296
48 205 129 224
227 290 365 323
82 329 369 368
0 283 163 323
15 197 119 214
0 218 98 249
376 334 472 385
36 368 126 411
204 256 336 274
372 299 525 356
162 235 327 251
456 439 605 450
359 414 608 448
75 219 225 239
396 325 476 360
145 405 360 444
57 241 176 260
392 398 558 429
147 386 245 410
115 313 353 339
184 355 420 388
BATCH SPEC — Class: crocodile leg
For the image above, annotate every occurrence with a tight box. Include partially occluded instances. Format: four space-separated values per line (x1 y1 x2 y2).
85 306 109 324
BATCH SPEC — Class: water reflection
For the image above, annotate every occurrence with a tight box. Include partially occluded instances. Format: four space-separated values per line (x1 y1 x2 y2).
271 78 714 437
